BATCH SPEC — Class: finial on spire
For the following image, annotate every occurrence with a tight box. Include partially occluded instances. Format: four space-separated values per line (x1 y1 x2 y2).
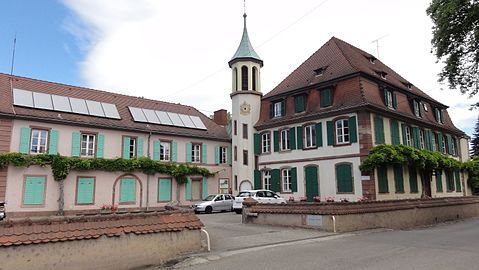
243 0 246 15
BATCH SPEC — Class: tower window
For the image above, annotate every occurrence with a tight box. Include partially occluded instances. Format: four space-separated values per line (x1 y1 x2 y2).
241 66 248 91
233 68 238 91
252 67 257 91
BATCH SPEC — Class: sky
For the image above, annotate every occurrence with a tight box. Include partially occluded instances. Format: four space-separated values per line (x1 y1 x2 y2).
0 0 477 137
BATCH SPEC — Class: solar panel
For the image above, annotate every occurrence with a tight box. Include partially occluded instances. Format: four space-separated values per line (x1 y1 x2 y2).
167 112 184 127
13 89 34 107
129 107 147 122
33 92 53 110
70 98 89 115
86 100 105 117
101 103 121 119
52 95 72 112
179 114 196 128
190 116 207 129
155 111 173 125
142 109 160 124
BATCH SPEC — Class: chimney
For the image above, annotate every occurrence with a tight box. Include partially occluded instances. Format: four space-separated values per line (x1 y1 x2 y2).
213 109 228 126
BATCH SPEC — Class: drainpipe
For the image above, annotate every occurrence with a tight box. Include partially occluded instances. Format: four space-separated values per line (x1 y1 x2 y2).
331 216 336 233
146 128 152 210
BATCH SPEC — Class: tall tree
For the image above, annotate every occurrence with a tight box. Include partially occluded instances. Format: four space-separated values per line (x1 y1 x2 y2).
426 0 479 100
471 115 479 157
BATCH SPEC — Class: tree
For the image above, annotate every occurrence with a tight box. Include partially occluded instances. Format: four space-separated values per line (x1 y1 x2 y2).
471 115 479 157
426 0 479 101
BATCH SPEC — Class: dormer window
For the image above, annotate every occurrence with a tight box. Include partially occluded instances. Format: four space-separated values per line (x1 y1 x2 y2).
314 66 327 77
402 82 413 90
383 89 397 109
270 100 285 118
367 55 377 64
412 100 422 118
376 71 387 80
434 108 444 124
423 103 428 112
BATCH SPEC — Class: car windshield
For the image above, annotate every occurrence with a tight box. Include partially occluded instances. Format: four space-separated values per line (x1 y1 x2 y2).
238 192 253 197
204 195 216 201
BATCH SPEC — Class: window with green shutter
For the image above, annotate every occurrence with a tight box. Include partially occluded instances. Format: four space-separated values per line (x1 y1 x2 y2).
409 166 419 193
393 165 404 193
289 127 296 150
320 88 333 107
137 138 144 157
374 115 385 144
254 170 261 189
336 163 353 193
254 133 261 155
446 171 455 192
291 167 298 192
71 131 81 157
436 170 443 192
23 176 46 205
273 131 280 152
171 141 178 162
185 178 192 200
296 126 304 149
390 120 400 145
270 169 281 192
19 127 32 154
348 116 357 143
48 129 59 155
158 178 172 201
202 177 208 199
76 177 95 204
120 178 136 203
153 140 161 161
377 166 389 193
326 121 334 146
455 170 461 192
122 136 131 159
294 95 305 113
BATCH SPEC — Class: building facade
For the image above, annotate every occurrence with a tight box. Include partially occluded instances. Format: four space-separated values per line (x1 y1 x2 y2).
0 74 232 217
229 15 471 201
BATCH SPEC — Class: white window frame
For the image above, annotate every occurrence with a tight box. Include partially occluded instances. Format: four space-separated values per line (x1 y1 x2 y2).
280 129 290 151
263 170 271 190
30 129 49 154
219 146 227 164
81 133 96 157
335 119 350 144
386 90 393 108
129 137 137 159
405 126 412 146
160 141 171 161
281 169 292 192
432 133 437 151
419 129 425 149
451 137 457 156
273 102 282 117
304 124 316 148
192 144 201 163
261 132 271 153
441 136 446 153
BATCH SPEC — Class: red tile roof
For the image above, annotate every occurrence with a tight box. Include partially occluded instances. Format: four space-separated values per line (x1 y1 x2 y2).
0 73 230 141
0 210 202 246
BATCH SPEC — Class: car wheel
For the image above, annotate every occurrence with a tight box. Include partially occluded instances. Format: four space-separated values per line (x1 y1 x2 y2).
234 209 242 214
205 206 213 214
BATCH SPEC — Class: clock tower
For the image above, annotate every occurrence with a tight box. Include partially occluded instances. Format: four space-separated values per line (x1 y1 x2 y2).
229 12 263 192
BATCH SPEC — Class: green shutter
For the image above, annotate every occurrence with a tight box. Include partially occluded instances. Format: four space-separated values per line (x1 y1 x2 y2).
409 166 419 193
281 100 286 116
295 95 305 113
296 126 303 149
158 178 172 201
336 163 353 193
254 170 261 189
215 145 220 164
71 131 81 157
269 103 274 118
327 121 334 146
271 169 281 192
273 131 279 152
254 133 261 155
289 127 296 150
305 166 319 201
394 165 404 193
19 127 31 154
437 133 444 153
392 92 398 109
383 89 389 105
186 143 192 162
316 123 323 147
446 171 455 191
401 124 407 145
202 143 208 163
23 176 45 205
377 166 389 193
185 178 192 200
349 116 357 143
137 138 144 157
227 146 232 165
48 129 59 155
291 167 298 192
171 142 178 162
446 134 453 155
77 177 94 204
412 127 420 149
436 170 443 192
455 170 461 192
320 89 332 107
120 178 136 202
123 136 131 159
424 130 432 150
97 134 105 158
390 120 400 145
374 115 385 144
153 140 160 161
202 177 208 199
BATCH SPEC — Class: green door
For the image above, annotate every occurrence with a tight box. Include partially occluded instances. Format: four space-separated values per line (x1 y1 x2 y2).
305 166 319 202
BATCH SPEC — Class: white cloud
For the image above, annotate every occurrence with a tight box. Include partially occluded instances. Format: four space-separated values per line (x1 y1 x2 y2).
62 0 477 135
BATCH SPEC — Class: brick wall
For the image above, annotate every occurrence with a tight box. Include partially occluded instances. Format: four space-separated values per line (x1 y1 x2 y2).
357 110 376 200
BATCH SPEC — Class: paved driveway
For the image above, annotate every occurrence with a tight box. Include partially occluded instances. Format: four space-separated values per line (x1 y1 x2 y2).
197 212 333 251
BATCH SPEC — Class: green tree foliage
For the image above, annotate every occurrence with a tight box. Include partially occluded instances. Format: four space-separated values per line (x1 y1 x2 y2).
463 156 479 192
471 115 479 157
426 0 479 99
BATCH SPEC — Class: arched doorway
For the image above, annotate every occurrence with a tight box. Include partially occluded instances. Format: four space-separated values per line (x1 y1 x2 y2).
239 180 253 191
304 165 319 202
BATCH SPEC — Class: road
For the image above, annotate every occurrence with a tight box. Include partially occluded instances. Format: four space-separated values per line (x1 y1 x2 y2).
173 217 479 270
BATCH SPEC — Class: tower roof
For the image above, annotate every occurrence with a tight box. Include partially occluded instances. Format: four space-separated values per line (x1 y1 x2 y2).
229 13 263 67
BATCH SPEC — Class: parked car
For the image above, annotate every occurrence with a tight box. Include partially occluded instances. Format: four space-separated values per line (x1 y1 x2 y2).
233 190 286 214
192 194 234 214
0 201 5 221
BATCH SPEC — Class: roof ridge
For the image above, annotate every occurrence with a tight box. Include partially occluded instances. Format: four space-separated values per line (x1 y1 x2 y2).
331 37 360 73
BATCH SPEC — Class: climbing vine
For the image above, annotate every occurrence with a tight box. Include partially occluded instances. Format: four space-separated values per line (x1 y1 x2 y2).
0 152 214 184
463 157 479 190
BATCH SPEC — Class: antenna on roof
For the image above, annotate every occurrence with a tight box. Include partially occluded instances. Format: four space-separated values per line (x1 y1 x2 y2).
10 33 17 76
371 34 388 58
243 0 246 14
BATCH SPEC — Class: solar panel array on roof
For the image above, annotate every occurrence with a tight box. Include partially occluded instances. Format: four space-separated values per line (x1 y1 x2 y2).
12 88 121 119
128 107 207 130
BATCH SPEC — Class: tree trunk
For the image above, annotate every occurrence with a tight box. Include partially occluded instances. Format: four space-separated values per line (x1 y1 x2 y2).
420 170 432 199
176 182 181 205
57 179 65 216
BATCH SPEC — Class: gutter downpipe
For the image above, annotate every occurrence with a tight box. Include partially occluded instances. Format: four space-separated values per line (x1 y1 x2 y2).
146 128 152 210
331 216 336 233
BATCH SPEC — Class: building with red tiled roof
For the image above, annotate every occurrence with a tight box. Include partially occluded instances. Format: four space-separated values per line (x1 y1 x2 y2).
229 17 471 201
0 73 232 218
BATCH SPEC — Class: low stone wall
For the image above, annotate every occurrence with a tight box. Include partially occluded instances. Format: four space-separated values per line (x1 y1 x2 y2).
0 210 203 270
243 197 479 232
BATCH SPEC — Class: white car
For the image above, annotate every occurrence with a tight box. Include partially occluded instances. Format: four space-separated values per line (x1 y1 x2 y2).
233 190 286 214
192 194 234 214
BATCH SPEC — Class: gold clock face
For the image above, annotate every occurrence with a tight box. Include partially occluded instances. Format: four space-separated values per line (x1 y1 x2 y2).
240 102 251 115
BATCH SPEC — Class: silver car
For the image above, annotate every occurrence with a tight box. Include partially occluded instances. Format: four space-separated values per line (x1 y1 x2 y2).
192 194 234 214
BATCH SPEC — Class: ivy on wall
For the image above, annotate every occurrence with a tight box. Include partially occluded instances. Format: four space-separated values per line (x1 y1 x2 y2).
0 153 214 184
463 157 479 190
